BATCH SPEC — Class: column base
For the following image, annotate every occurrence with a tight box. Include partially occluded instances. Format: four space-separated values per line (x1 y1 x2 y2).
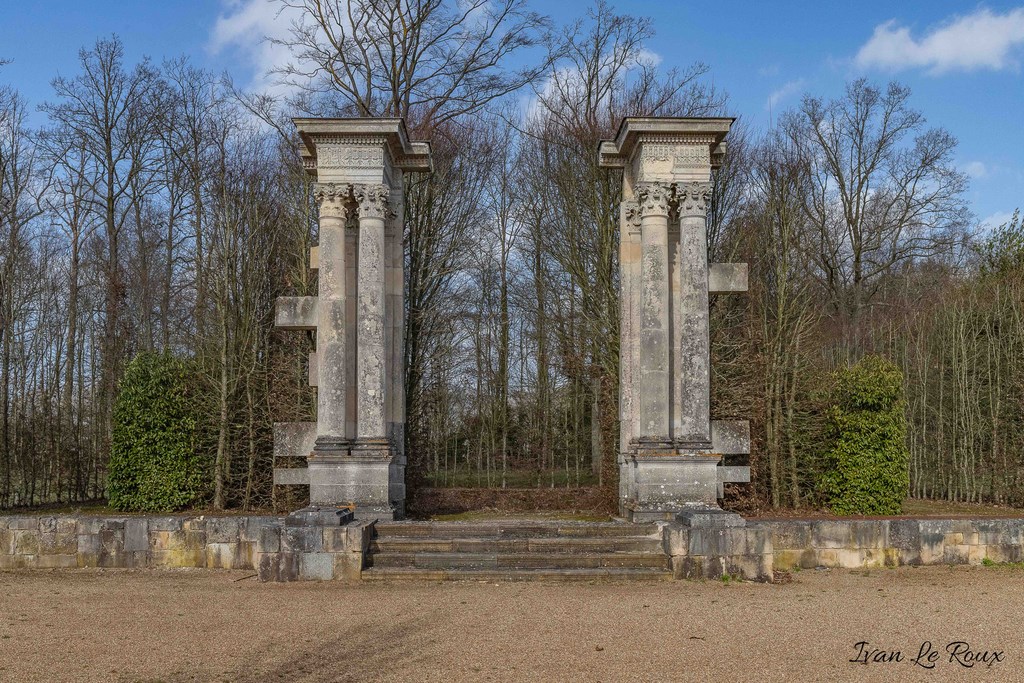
623 450 723 522
285 505 355 527
307 441 405 520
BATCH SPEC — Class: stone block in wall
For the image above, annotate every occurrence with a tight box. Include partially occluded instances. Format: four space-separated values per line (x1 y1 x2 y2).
942 544 969 565
811 521 854 549
765 521 812 551
0 528 13 555
149 527 206 568
148 517 184 532
257 525 281 553
205 543 239 570
15 530 40 555
75 518 104 535
207 517 241 544
124 518 149 552
850 520 888 549
283 526 323 553
333 552 363 582
300 552 335 580
9 517 37 530
773 548 817 570
256 551 299 582
39 529 78 555
37 554 78 569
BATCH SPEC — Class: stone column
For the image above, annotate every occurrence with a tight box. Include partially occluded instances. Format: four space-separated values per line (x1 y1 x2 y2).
676 181 713 447
353 183 389 449
311 183 350 454
635 181 674 449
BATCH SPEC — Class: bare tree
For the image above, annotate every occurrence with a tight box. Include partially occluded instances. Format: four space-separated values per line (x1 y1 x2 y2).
273 0 553 127
782 79 970 322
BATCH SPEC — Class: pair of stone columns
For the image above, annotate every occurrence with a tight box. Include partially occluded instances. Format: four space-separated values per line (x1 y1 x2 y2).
634 180 713 451
600 118 751 524
273 119 431 520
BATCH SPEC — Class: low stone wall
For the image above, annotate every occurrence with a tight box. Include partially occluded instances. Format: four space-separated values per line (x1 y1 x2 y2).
0 514 372 582
664 524 774 581
2 515 1022 582
760 518 1024 571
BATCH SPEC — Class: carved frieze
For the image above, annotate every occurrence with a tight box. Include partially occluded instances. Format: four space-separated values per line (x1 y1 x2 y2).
317 143 386 169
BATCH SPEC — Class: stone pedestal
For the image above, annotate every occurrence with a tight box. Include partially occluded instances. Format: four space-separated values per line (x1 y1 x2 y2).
273 119 431 520
599 118 751 523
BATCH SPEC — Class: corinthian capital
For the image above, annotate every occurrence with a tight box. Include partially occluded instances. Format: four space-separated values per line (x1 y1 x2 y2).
635 182 674 218
677 181 712 217
353 184 391 220
313 182 352 219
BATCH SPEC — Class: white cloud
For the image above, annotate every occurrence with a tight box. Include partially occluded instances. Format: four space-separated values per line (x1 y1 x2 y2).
856 8 1024 74
963 161 988 179
636 48 663 67
981 211 1016 230
209 0 303 94
765 78 805 111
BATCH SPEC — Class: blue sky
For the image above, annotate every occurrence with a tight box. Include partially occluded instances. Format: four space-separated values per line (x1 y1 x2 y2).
1 0 1021 227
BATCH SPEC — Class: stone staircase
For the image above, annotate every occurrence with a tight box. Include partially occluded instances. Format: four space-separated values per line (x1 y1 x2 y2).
362 520 673 581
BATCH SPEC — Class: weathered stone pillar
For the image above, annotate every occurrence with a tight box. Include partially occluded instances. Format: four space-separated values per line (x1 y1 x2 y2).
635 182 674 449
599 117 751 524
676 181 713 447
311 184 350 454
273 119 431 521
353 184 389 448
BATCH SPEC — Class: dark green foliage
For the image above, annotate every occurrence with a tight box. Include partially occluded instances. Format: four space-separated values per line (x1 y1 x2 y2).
108 352 205 511
820 355 909 515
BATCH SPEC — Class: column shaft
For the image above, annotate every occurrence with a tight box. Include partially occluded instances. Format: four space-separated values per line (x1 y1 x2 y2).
355 184 389 441
677 182 712 446
636 182 673 445
313 185 348 449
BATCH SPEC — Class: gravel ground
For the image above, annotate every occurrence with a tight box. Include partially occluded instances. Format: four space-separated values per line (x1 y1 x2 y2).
0 566 1021 682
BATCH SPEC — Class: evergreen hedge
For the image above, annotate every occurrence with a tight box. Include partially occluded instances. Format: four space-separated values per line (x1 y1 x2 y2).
820 355 909 515
108 352 205 511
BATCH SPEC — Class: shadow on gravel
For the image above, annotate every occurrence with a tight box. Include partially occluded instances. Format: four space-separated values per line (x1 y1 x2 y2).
139 615 436 683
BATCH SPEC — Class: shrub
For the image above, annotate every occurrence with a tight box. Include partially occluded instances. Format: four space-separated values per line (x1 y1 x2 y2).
108 352 205 511
819 355 909 515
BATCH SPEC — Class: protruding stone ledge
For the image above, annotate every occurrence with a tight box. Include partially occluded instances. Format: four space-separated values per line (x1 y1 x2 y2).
273 422 317 460
711 420 750 455
708 263 748 293
275 296 318 330
273 468 310 485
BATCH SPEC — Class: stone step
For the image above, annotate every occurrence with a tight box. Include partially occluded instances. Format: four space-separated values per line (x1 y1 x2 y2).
361 567 674 582
373 521 660 539
370 536 664 554
370 551 671 570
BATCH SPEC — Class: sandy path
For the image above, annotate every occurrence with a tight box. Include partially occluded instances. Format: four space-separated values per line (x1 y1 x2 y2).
0 565 1020 682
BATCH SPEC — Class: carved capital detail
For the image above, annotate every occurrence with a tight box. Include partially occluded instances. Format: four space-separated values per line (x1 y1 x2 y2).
313 182 352 219
635 182 674 218
677 181 712 217
353 184 391 220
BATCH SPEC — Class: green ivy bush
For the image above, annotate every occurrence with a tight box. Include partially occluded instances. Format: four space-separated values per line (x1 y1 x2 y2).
820 355 909 515
108 352 205 511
